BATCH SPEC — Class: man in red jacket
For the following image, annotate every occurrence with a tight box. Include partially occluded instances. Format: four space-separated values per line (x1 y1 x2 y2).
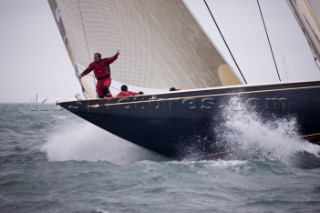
79 51 119 98
116 85 139 97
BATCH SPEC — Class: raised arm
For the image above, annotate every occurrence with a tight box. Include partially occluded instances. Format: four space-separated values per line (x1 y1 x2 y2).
103 51 120 64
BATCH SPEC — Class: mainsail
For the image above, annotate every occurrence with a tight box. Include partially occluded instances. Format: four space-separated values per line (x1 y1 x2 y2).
48 0 238 97
288 0 320 62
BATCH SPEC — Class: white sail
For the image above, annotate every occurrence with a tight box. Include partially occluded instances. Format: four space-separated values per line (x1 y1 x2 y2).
48 0 240 96
288 0 320 61
48 0 96 99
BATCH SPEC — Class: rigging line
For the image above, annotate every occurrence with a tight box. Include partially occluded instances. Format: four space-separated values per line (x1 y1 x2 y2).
203 0 247 84
74 65 87 95
110 84 121 92
285 0 320 72
257 0 281 82
315 59 320 71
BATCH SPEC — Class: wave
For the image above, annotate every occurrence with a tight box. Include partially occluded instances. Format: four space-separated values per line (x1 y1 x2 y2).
41 120 162 165
215 97 320 166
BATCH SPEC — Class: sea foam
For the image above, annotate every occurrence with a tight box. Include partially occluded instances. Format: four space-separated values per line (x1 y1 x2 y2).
42 120 160 164
216 97 320 164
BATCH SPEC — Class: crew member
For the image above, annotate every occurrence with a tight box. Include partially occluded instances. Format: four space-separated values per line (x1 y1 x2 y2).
116 85 139 97
79 51 119 98
169 87 181 91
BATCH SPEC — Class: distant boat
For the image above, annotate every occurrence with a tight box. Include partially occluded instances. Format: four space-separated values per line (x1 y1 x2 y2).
48 0 320 160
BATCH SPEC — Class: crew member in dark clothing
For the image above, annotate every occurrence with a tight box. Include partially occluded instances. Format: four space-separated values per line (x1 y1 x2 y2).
79 51 119 98
169 87 181 91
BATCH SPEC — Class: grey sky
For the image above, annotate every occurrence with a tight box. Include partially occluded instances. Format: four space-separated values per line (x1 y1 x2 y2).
0 0 77 103
184 0 320 83
1 0 319 103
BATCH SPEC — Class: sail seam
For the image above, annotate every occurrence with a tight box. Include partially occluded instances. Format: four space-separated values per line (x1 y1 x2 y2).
257 0 282 82
203 0 247 84
77 0 97 95
77 0 91 62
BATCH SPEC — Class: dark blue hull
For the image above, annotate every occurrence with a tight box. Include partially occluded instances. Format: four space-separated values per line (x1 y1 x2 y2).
59 81 320 160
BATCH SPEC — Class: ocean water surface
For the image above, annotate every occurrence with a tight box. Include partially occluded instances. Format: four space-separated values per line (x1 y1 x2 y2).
0 103 320 212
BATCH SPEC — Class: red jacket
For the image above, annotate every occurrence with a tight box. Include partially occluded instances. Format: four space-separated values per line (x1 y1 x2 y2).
116 91 138 97
81 54 118 79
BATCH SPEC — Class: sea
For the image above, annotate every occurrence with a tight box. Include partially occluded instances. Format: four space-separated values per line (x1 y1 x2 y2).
0 103 320 213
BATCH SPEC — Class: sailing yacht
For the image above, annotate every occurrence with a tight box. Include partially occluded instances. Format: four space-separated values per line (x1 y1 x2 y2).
48 0 320 160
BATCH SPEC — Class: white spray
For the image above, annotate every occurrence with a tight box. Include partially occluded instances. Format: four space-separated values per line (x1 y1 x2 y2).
41 119 162 165
216 97 320 164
